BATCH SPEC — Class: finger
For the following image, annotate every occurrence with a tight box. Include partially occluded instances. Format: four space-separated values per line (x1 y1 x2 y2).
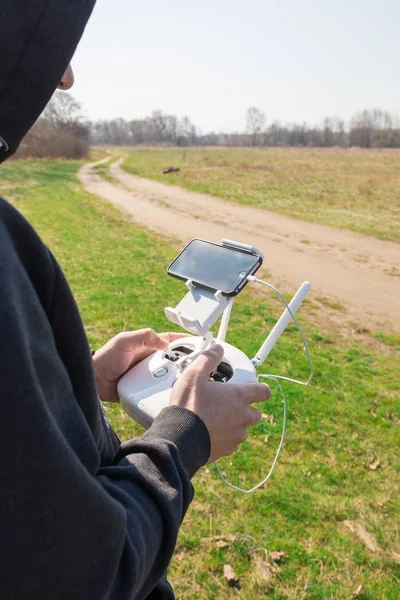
159 331 189 344
238 382 271 404
238 429 248 444
117 329 169 352
246 407 262 426
187 344 224 377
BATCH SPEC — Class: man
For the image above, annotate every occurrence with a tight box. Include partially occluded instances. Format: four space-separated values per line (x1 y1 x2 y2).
0 1 270 598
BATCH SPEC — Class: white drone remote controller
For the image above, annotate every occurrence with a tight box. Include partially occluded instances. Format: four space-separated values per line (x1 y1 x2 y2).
119 333 258 429
118 237 311 431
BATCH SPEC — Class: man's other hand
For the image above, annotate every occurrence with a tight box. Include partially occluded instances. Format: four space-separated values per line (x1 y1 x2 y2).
93 329 184 403
169 344 271 463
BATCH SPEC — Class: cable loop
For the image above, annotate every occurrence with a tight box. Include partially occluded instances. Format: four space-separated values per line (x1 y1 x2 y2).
214 277 314 493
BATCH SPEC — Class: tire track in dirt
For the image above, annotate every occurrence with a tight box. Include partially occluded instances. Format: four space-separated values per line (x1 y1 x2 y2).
78 157 400 332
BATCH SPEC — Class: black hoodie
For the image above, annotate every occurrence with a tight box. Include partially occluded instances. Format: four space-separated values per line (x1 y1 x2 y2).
0 2 210 599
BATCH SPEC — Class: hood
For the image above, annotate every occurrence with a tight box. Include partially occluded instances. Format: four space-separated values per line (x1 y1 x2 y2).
0 0 96 162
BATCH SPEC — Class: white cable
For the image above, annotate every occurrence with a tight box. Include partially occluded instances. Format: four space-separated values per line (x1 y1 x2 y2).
215 376 287 493
214 277 314 493
249 277 314 386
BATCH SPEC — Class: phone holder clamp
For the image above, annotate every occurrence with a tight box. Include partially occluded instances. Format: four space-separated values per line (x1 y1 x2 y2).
164 282 233 337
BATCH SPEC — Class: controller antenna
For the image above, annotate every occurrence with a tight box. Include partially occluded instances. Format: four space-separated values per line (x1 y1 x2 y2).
251 281 311 367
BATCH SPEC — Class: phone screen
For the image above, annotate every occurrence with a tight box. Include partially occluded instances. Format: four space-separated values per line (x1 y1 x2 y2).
168 239 262 295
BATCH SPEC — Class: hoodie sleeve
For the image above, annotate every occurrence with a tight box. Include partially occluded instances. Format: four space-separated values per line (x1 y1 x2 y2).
0 203 211 600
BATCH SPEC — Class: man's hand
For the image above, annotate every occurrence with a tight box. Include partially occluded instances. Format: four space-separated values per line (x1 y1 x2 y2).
170 344 271 463
93 329 184 403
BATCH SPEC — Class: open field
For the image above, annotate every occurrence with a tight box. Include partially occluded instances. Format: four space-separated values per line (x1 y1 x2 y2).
81 154 400 333
1 159 399 599
119 147 400 243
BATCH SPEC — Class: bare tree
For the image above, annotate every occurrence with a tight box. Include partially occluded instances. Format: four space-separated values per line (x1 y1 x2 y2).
44 91 89 139
130 119 145 144
349 108 395 148
176 116 197 146
246 106 265 146
15 91 89 158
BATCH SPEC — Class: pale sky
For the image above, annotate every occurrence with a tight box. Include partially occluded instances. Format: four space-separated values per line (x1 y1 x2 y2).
72 0 400 132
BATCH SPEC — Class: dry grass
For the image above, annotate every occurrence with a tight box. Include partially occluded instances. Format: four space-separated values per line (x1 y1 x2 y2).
119 147 400 242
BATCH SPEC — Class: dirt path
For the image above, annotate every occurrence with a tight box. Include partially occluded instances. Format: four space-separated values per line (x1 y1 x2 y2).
78 157 400 332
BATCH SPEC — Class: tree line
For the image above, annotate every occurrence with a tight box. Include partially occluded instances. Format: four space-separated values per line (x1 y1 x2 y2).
92 105 400 149
245 107 400 149
16 94 400 159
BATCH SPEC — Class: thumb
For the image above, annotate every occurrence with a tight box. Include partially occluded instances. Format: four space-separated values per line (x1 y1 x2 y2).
188 344 224 377
152 335 171 350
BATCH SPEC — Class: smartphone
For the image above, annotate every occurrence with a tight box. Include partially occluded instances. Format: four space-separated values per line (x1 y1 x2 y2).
167 239 263 296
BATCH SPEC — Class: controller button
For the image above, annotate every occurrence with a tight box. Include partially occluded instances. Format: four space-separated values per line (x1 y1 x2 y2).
153 367 168 378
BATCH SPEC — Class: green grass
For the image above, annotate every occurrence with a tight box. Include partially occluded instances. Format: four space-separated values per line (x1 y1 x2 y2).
2 159 399 599
93 154 119 183
316 296 345 311
94 160 114 182
117 147 400 243
374 331 400 351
